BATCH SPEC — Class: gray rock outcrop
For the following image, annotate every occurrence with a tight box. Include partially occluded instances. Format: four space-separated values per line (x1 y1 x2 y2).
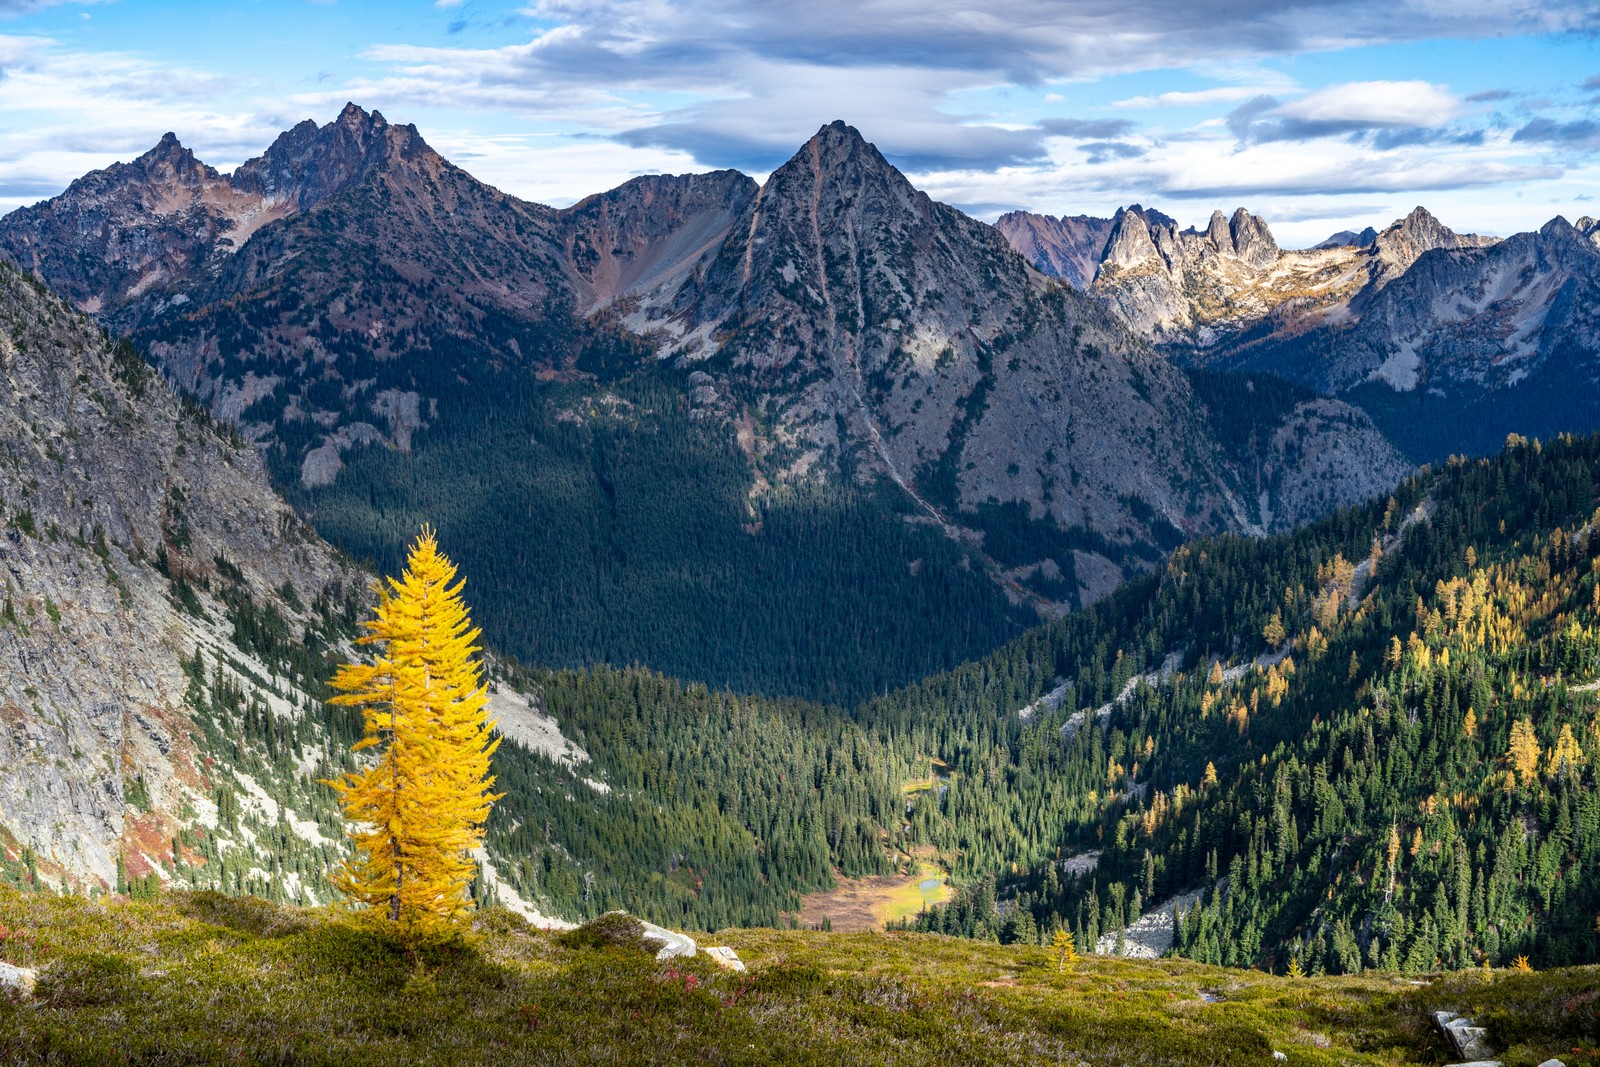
1432 1011 1496 1063
0 962 36 997
0 260 349 889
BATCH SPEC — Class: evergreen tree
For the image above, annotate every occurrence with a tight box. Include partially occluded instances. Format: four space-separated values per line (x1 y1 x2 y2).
327 526 502 924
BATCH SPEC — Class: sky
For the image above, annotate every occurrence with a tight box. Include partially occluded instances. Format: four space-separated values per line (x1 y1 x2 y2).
1 0 1598 246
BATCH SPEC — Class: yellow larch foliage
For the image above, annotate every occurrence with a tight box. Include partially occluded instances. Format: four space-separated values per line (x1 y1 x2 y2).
1261 611 1286 647
1405 632 1431 671
1264 665 1289 708
1105 757 1126 787
1506 719 1543 791
1385 636 1404 668
1201 762 1219 790
1546 723 1585 778
1051 927 1077 972
326 526 502 924
1409 827 1423 857
1463 707 1477 739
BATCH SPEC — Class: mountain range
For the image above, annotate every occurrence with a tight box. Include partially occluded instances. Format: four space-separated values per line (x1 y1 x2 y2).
0 107 1411 700
997 202 1600 460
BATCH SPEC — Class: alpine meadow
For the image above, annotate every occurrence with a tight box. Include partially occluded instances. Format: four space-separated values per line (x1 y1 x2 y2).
1 2 1599 1064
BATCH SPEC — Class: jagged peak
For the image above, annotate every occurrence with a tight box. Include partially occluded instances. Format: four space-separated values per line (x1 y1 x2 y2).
1385 206 1452 242
797 119 891 171
1227 207 1278 265
761 120 905 201
338 101 385 128
1372 205 1468 270
1539 215 1579 239
133 131 200 167
119 131 217 188
1117 203 1178 231
1102 205 1163 270
1110 204 1152 232
228 103 432 209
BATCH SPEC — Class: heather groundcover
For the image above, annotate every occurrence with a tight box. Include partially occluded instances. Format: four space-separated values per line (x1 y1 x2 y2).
0 890 1595 1066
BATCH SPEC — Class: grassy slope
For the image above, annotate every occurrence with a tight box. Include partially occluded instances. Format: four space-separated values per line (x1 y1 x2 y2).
1 891 1595 1066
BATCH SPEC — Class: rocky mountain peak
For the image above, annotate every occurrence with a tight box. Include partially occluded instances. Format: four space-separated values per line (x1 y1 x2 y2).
1392 205 1449 242
116 131 220 195
1540 215 1576 238
138 131 199 167
783 120 905 195
1227 207 1278 267
1103 205 1161 270
1371 206 1470 273
1578 216 1600 248
1205 210 1231 249
231 102 428 210
338 100 386 130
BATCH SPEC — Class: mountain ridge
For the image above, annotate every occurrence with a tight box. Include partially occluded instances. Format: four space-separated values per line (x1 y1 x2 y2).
0 108 1409 700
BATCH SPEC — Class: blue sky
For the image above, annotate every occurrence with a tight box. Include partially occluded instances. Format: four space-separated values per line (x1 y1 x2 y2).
1 0 1597 245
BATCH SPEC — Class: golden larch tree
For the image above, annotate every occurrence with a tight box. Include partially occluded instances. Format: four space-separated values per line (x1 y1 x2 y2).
1506 719 1543 791
1546 723 1584 779
327 526 502 924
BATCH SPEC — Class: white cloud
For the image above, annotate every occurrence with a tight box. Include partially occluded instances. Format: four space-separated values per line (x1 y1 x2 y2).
1112 87 1285 109
1274 79 1458 127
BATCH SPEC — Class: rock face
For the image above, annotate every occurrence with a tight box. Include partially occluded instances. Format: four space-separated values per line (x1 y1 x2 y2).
0 260 352 889
626 122 1406 577
992 211 1114 289
1000 203 1493 350
1432 1011 1496 1063
0 259 595 903
0 104 572 480
562 171 759 312
1221 215 1600 459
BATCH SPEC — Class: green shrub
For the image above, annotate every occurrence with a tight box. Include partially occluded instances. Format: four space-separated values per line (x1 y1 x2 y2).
556 911 649 952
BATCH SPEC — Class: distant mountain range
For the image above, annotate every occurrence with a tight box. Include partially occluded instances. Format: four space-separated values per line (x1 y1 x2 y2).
996 203 1600 461
0 107 1409 700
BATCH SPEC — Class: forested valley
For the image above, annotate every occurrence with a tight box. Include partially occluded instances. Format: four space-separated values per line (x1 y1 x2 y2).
291 368 1033 706
79 425 1600 974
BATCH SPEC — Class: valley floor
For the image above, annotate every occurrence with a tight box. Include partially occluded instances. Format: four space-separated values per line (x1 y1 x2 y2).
796 848 952 932
0 890 1595 1066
